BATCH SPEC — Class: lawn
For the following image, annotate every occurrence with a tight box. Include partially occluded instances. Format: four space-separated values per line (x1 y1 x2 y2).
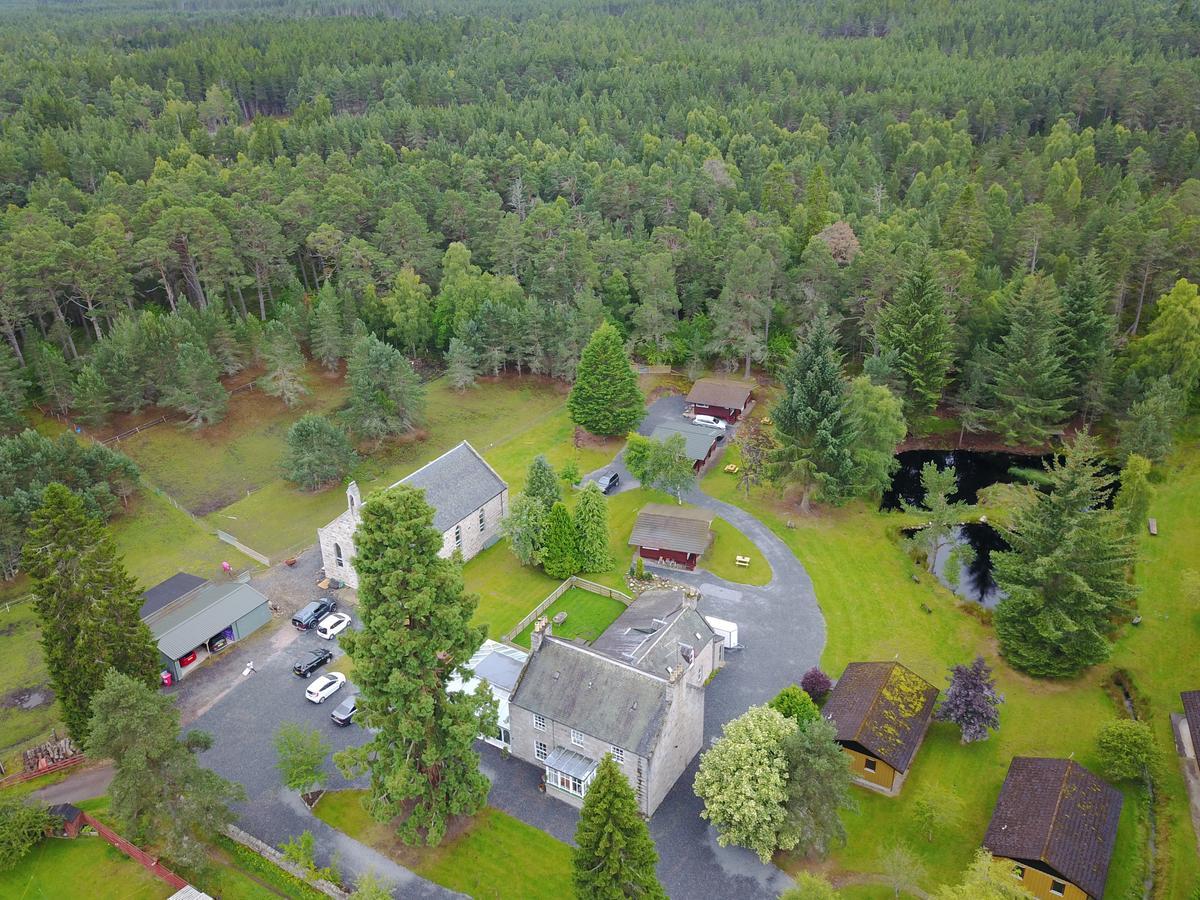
702 443 1150 896
512 586 627 647
314 790 574 900
0 832 171 900
0 600 60 763
701 516 771 586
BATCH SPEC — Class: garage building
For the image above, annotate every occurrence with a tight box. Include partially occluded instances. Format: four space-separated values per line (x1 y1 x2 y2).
628 503 714 570
684 378 755 422
140 573 271 682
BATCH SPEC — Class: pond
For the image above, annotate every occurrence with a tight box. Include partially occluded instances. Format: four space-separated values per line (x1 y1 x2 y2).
908 522 1011 608
879 449 1051 511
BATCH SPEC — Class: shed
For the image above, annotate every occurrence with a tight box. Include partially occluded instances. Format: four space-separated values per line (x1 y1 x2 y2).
650 421 719 471
628 503 714 569
141 576 271 681
685 378 755 421
46 802 85 838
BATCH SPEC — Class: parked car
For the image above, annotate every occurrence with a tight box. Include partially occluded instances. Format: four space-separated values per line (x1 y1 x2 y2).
292 597 337 631
292 648 333 678
330 695 358 726
316 612 351 640
692 414 728 436
595 471 620 494
305 672 346 704
178 649 198 667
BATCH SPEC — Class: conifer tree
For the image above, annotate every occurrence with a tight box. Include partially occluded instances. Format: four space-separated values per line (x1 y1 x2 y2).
525 454 562 512
502 492 547 567
541 501 579 579
875 253 953 416
163 341 228 426
344 334 426 443
0 346 28 435
573 755 667 900
993 431 1137 676
33 341 74 414
1060 252 1114 417
568 323 645 436
310 282 344 372
574 482 612 573
1118 376 1182 463
334 485 496 846
1113 453 1153 537
446 337 478 390
72 363 111 429
258 319 310 407
22 483 160 741
283 413 358 490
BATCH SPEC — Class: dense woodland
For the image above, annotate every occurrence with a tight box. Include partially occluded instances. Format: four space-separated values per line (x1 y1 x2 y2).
1 0 1199 462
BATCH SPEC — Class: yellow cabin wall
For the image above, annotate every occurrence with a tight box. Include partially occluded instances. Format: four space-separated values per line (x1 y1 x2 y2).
841 746 896 791
997 857 1091 900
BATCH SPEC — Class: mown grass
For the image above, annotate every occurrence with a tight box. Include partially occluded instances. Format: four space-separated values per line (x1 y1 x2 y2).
512 586 627 647
0 831 171 900
314 791 574 900
701 516 772 586
702 443 1148 896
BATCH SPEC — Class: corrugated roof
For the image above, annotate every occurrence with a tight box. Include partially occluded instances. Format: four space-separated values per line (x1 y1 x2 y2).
983 757 1122 900
1182 691 1200 760
628 503 714 555
685 378 754 410
396 441 506 534
823 661 938 773
509 638 669 756
139 572 207 619
544 746 599 780
591 589 716 676
650 421 718 462
144 581 269 660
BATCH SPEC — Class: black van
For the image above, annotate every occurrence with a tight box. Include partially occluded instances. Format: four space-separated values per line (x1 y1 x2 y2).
292 597 337 631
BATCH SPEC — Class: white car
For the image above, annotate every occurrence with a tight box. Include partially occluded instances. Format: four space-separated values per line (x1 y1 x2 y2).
316 612 351 640
692 414 728 433
305 672 346 703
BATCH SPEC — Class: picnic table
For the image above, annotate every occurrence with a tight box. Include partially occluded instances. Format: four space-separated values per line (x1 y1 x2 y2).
735 555 751 568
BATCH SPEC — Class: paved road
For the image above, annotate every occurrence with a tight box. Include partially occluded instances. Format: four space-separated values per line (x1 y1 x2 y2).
30 762 113 805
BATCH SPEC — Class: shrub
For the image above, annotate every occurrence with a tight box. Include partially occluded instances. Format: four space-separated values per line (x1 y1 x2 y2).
768 685 820 724
1097 719 1158 781
800 666 832 702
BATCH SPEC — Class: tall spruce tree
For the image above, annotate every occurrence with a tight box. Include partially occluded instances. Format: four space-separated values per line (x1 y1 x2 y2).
993 431 1138 676
22 483 160 741
1060 252 1114 417
310 282 344 372
541 501 579 579
573 755 667 900
573 482 613 573
568 323 645 436
770 317 857 509
981 275 1071 446
334 485 496 845
525 455 562 511
875 254 953 416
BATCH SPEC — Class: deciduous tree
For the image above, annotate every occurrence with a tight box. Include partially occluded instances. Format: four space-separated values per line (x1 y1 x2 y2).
274 722 331 798
0 796 53 872
1113 453 1153 537
844 375 906 498
934 657 1003 743
768 685 820 725
624 433 696 501
1097 719 1158 781
781 715 854 858
800 666 832 702
903 462 968 573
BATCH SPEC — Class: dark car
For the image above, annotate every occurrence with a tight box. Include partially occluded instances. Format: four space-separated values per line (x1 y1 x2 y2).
595 471 620 494
292 648 333 678
330 695 357 727
292 597 337 631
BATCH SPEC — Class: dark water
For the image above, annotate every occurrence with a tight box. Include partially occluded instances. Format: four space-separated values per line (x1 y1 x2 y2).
933 522 1010 608
879 449 1051 511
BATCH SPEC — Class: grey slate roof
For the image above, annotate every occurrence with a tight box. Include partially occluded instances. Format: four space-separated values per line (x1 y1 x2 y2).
474 651 526 693
823 661 939 774
144 581 269 660
544 746 599 780
396 441 506 534
983 757 1122 900
628 503 714 555
685 378 754 410
140 572 207 619
650 421 718 462
509 637 669 756
1182 691 1200 760
591 588 717 676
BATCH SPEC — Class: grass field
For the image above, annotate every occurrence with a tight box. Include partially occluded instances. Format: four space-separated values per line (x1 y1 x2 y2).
0 831 171 900
512 586 627 647
702 443 1151 896
314 791 574 899
701 516 771 586
0 600 59 762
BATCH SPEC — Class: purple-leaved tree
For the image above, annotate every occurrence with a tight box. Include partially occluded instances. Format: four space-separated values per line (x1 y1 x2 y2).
800 666 832 703
934 657 1004 744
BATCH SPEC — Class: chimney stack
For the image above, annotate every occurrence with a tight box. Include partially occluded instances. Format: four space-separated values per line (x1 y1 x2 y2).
531 617 551 652
681 589 698 611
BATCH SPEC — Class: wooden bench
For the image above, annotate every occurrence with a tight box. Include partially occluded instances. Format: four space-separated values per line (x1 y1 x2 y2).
723 464 739 474
1148 518 1158 536
735 555 751 568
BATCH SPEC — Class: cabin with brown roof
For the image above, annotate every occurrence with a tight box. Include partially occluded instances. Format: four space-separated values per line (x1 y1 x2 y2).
822 661 938 795
684 378 755 422
983 757 1122 900
628 503 714 570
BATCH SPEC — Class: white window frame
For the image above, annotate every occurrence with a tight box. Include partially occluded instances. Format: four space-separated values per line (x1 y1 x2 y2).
610 746 625 764
863 757 877 773
1049 881 1066 898
533 713 546 731
571 729 585 747
535 741 548 762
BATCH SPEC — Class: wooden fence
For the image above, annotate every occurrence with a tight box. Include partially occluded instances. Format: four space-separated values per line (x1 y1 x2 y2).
216 529 272 567
0 754 84 789
502 576 633 644
81 813 189 891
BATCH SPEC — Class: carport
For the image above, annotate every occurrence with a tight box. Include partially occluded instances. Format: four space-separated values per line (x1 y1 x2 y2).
141 574 272 682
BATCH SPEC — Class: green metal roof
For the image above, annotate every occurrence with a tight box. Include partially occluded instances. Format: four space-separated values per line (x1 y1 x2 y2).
143 581 269 660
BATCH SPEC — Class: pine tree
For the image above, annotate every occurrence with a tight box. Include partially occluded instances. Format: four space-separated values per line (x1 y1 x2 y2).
258 320 310 407
334 485 496 846
446 337 478 390
310 282 344 372
525 455 562 512
875 254 953 416
344 334 426 443
782 716 855 859
710 244 774 378
993 431 1138 676
163 341 228 426
0 346 28 435
33 341 74 414
541 501 579 579
800 165 831 247
72 363 111 429
981 275 1071 446
1060 252 1114 417
283 413 358 491
22 483 160 741
573 755 667 900
574 483 613 573
568 323 645 436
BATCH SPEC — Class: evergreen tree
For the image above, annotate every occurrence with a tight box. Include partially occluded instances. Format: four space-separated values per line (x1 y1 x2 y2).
993 432 1138 676
568 323 645 436
0 346 27 435
710 244 774 378
164 341 228 426
1060 252 1114 417
876 254 953 416
283 413 358 490
22 483 160 741
1118 376 1182 463
573 755 667 900
800 165 831 247
310 282 344 372
981 276 1071 446
334 485 496 846
32 341 74 414
541 501 579 579
525 455 562 511
782 715 854 859
1113 453 1153 537
344 334 425 443
446 337 478 390
574 482 613 573
629 251 680 359
258 319 310 407
72 363 111 429
502 492 547 567
770 318 857 510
